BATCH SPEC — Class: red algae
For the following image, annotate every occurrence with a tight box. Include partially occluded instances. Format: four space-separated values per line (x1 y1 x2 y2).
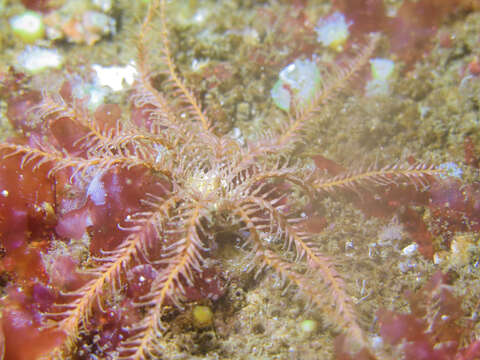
376 272 478 360
388 0 462 65
2 307 64 360
20 0 56 13
0 71 228 357
333 0 387 35
333 0 468 66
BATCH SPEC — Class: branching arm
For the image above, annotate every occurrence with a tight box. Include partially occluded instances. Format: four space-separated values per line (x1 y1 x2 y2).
237 196 366 347
117 204 207 360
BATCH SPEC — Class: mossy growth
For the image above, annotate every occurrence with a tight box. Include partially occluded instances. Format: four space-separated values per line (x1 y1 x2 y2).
192 305 214 328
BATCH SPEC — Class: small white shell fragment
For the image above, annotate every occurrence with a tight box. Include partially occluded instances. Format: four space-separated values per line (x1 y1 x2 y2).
92 62 138 91
433 252 443 265
17 46 63 74
401 243 418 256
315 12 352 51
366 58 396 96
370 58 395 81
271 59 321 112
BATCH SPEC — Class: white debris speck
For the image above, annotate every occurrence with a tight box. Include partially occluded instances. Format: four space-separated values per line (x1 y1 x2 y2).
91 0 113 12
230 127 244 145
370 58 395 81
92 62 138 91
378 219 404 245
154 144 167 164
438 162 463 179
17 46 63 74
345 240 354 251
398 259 417 273
371 335 383 350
193 8 209 23
191 58 209 71
433 252 443 265
87 172 107 206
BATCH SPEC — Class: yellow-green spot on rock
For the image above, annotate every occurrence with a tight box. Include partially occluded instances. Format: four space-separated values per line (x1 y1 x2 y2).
9 10 45 43
299 319 318 335
192 305 213 328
